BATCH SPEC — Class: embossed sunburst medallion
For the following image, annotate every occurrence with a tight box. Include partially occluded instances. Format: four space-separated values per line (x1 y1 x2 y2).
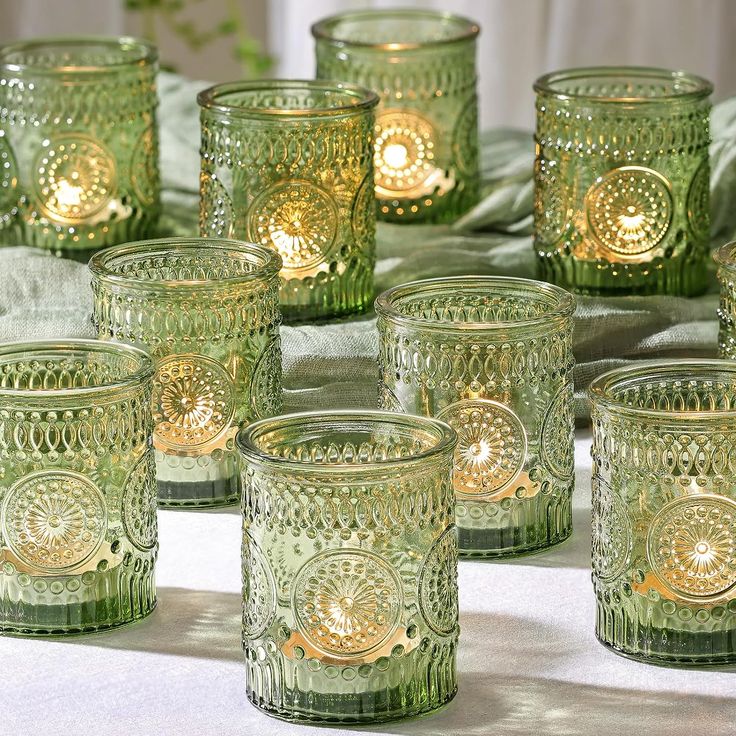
292 549 403 657
585 166 672 257
122 453 158 551
242 532 277 639
152 354 235 451
249 339 282 420
437 399 526 498
374 109 436 198
35 135 116 222
452 96 479 178
199 172 233 238
647 494 736 599
419 526 459 636
686 161 710 241
351 173 376 245
591 477 631 582
131 126 158 206
540 384 575 481
1 471 107 571
248 180 337 271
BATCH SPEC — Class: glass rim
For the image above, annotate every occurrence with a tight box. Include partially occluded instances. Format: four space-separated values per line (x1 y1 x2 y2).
89 237 283 293
0 36 158 75
374 276 576 332
0 339 153 400
589 359 736 420
311 8 480 50
533 66 713 103
197 79 379 120
236 409 457 475
714 241 736 271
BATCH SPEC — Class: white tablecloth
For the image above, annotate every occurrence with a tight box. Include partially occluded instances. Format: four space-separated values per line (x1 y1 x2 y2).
3 432 735 736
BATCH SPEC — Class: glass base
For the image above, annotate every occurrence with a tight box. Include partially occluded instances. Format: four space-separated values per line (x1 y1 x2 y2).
536 247 709 297
457 491 572 558
596 598 736 666
157 476 239 508
0 565 156 636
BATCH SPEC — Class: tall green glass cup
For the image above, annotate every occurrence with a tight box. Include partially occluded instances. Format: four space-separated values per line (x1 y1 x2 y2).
534 66 712 295
237 410 458 723
313 9 480 223
590 360 736 665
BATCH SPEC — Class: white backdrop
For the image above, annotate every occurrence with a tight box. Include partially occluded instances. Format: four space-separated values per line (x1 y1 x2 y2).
269 0 736 128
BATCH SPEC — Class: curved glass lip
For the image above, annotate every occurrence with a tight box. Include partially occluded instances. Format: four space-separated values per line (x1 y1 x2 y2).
236 410 457 475
311 8 480 50
0 36 158 75
374 276 576 332
0 339 153 400
197 79 379 120
589 359 736 421
89 237 283 293
534 66 713 103
714 242 736 271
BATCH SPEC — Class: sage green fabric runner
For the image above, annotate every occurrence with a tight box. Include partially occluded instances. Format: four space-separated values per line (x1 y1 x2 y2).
2 74 735 419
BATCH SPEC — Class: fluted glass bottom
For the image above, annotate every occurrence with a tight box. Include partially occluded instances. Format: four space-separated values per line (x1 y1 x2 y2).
457 491 572 558
0 564 156 636
243 636 457 724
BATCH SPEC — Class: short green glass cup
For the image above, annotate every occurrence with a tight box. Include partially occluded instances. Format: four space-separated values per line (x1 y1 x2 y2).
534 66 712 296
198 80 378 322
0 37 160 260
90 238 283 508
0 340 157 636
237 410 458 724
313 9 480 223
590 360 736 666
376 277 576 558
715 243 736 359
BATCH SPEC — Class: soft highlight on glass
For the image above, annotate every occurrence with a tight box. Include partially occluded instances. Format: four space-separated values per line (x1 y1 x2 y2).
90 238 282 508
0 340 156 635
237 410 458 723
0 37 160 259
376 276 576 558
198 80 378 322
590 360 736 665
313 9 480 223
715 243 736 359
534 66 712 295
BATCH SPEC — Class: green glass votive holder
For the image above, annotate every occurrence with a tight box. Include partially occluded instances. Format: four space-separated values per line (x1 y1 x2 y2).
237 410 458 724
0 37 160 259
198 80 378 322
715 243 736 360
590 360 736 665
376 276 576 558
313 9 480 223
90 238 283 508
0 340 156 635
534 66 712 296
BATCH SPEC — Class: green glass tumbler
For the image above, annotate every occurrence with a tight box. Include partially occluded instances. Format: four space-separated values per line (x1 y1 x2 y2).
0 37 160 260
534 66 712 296
90 238 283 508
0 340 156 635
715 243 736 359
590 360 736 665
237 410 458 723
376 276 576 558
198 80 378 322
313 9 480 223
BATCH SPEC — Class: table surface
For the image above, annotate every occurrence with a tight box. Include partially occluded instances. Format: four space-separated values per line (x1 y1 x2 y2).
3 431 735 736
